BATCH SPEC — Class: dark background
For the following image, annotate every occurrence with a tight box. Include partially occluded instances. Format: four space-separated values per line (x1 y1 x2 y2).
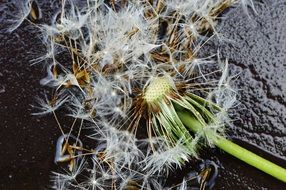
0 0 285 189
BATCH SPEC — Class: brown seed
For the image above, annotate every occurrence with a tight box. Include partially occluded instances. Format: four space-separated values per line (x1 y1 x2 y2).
29 1 41 21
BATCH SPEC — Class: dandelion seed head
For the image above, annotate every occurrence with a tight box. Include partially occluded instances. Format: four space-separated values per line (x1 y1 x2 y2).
33 0 243 188
144 77 172 103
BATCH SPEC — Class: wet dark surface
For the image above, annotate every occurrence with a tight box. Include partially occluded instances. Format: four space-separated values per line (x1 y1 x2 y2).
0 0 286 189
0 1 61 189
0 27 59 188
200 0 286 189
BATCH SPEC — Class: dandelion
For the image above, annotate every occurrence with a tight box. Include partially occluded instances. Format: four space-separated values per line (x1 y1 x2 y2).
128 62 231 165
29 0 286 188
133 64 286 182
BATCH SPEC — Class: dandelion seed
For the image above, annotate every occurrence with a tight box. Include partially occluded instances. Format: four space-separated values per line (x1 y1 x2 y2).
240 0 257 17
4 0 32 33
31 94 69 115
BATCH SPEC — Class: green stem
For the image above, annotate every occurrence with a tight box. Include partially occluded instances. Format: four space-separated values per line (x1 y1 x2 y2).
177 111 286 183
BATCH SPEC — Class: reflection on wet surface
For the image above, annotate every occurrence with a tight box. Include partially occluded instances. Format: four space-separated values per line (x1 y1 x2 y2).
0 0 285 189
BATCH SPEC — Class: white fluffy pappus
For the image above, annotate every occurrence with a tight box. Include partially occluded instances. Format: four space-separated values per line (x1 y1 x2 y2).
29 0 246 189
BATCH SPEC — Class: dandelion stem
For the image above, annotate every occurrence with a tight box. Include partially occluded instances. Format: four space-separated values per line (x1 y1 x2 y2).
177 111 286 183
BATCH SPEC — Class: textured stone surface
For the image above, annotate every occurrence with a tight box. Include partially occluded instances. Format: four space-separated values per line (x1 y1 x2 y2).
200 0 286 189
0 1 60 189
